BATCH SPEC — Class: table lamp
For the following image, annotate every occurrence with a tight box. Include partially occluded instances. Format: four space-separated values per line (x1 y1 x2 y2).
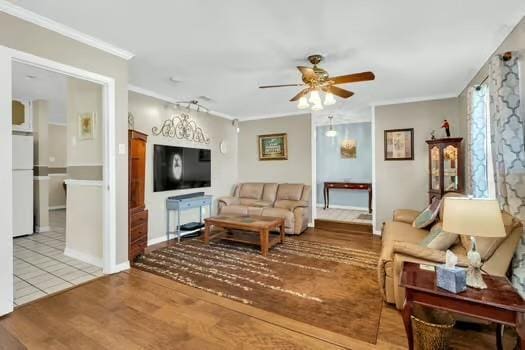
442 197 506 289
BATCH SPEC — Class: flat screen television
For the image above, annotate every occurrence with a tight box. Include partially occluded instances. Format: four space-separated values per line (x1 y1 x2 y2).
153 144 211 192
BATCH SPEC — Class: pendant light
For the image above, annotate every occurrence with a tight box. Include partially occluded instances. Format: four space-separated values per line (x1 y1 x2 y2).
297 96 309 109
325 115 337 137
324 92 336 106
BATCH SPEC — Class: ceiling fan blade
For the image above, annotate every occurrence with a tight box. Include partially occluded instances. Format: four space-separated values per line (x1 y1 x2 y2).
259 83 304 89
330 71 375 85
297 66 317 81
325 85 354 99
290 88 311 102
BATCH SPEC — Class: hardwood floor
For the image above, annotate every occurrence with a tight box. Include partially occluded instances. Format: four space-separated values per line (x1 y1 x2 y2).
0 227 517 349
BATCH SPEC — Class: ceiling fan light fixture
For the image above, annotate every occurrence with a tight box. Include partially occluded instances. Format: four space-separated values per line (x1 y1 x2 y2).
324 92 336 106
311 102 324 111
308 90 321 105
297 96 310 109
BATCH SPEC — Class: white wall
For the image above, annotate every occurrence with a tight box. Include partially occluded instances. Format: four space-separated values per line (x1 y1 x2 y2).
373 98 460 231
128 91 238 245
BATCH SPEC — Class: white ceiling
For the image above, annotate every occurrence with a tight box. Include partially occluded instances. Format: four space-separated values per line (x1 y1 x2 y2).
12 61 68 124
9 0 525 120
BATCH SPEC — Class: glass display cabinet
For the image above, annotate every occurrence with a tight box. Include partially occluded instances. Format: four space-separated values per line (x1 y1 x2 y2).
426 138 463 202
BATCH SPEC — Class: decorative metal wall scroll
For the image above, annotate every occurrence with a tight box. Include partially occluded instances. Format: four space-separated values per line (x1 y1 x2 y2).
152 113 210 144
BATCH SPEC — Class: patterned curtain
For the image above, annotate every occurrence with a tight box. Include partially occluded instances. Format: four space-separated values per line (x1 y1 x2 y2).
466 85 489 198
488 52 525 296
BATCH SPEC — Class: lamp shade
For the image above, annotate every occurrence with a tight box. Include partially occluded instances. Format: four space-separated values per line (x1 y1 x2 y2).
442 197 506 237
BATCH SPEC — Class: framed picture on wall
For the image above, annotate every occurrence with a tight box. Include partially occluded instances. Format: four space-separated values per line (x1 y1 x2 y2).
78 112 96 140
384 128 414 160
258 133 288 160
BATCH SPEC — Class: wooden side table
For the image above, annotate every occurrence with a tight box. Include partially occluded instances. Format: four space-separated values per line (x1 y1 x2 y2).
323 181 372 213
400 262 525 350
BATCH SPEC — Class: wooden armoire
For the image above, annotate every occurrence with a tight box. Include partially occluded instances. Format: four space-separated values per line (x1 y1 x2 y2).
128 130 148 261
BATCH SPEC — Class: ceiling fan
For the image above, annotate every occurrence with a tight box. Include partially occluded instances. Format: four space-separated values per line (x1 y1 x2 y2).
259 54 375 111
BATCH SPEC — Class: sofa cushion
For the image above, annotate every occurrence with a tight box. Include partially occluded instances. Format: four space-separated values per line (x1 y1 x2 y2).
262 183 279 203
247 207 264 216
239 198 260 206
239 183 264 200
420 222 458 250
220 205 248 216
380 221 429 264
260 207 295 228
276 184 304 201
412 198 441 229
274 200 308 211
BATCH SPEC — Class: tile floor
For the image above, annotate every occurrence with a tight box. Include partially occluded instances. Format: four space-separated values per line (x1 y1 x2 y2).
316 207 373 224
13 209 103 306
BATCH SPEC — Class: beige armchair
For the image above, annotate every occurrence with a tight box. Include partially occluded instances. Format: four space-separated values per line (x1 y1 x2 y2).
378 194 522 310
218 183 311 235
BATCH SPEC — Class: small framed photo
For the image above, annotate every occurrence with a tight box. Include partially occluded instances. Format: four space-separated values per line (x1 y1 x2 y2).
78 112 96 140
384 128 414 161
258 133 288 160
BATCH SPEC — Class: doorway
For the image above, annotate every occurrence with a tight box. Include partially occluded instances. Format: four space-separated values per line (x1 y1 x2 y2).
0 46 118 315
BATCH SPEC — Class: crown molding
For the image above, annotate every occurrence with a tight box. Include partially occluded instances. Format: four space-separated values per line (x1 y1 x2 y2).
128 84 235 121
0 0 135 60
370 93 458 107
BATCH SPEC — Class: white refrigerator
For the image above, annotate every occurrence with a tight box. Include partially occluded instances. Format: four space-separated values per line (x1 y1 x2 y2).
12 134 34 237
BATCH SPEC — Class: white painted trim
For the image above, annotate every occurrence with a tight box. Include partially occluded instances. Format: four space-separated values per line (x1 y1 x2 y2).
148 232 202 246
242 111 310 121
35 225 50 233
67 163 103 167
64 247 103 268
0 1 134 60
373 230 382 236
33 176 50 180
307 222 315 228
49 205 66 210
315 204 369 211
48 121 67 127
370 94 458 107
49 173 67 177
64 179 103 187
371 105 377 233
128 84 235 121
310 116 317 223
111 261 130 274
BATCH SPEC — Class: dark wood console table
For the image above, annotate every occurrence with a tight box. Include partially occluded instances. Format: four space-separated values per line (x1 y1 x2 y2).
401 262 525 350
323 182 372 213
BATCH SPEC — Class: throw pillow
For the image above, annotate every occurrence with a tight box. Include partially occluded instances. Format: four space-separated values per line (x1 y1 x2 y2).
420 223 458 250
412 198 441 229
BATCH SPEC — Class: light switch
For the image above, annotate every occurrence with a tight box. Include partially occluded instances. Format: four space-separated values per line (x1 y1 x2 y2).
118 143 126 155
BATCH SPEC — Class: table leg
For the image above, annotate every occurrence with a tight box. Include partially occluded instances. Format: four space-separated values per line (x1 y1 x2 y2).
204 222 210 244
402 298 414 350
368 188 372 214
260 229 269 256
323 185 327 210
326 187 330 209
177 209 181 243
496 324 503 350
279 222 285 243
166 208 170 245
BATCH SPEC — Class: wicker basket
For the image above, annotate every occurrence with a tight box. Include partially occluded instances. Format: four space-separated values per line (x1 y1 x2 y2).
411 306 455 350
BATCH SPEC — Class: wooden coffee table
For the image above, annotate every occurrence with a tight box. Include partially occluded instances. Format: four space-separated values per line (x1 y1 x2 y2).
203 215 285 256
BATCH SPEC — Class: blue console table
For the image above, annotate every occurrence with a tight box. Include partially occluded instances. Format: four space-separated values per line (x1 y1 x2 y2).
166 195 213 242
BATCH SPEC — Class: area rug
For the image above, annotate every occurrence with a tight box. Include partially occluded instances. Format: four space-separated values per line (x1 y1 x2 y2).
357 213 373 220
135 236 383 344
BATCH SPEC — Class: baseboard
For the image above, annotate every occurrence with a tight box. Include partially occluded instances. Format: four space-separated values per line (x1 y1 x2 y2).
373 230 382 236
35 225 50 233
316 204 368 211
307 222 315 228
148 232 200 246
49 205 66 210
109 261 130 274
64 247 103 267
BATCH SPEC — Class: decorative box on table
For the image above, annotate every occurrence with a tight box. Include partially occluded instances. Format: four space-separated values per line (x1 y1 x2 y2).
436 265 467 293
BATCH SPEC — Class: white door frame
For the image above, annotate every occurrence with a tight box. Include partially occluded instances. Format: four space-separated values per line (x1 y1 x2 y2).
0 45 118 315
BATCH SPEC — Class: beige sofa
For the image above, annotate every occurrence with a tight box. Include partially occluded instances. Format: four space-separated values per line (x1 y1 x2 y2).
378 193 522 310
218 183 311 235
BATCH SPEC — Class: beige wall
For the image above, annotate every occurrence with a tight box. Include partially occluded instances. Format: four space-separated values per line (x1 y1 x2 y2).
48 124 67 168
66 77 103 179
49 174 67 209
128 91 238 244
0 12 130 265
374 98 460 230
238 114 312 185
